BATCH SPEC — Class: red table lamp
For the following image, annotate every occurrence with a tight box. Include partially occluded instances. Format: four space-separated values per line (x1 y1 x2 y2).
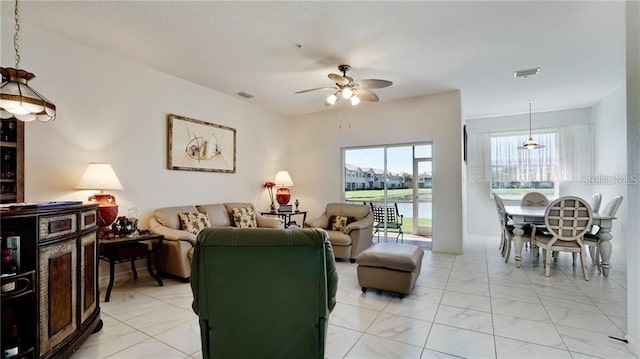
273 170 294 205
76 163 123 239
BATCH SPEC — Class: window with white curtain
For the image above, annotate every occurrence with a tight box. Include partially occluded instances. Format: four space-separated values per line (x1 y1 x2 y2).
490 130 558 198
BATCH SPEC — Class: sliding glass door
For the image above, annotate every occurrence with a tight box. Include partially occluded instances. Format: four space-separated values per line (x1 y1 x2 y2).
343 143 432 240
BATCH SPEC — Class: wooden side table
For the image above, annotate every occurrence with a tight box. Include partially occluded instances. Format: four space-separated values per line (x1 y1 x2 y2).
260 211 308 228
99 234 164 302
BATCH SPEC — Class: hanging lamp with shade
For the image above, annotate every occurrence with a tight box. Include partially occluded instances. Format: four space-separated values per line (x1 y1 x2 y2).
518 100 544 150
0 0 56 122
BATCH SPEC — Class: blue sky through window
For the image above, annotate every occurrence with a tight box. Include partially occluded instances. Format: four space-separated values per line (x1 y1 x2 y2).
345 145 431 174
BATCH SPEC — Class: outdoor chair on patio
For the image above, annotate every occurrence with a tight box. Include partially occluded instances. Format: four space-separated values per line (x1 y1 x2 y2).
370 202 404 243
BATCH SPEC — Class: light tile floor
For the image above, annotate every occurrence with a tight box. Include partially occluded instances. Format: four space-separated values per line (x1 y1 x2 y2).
71 235 634 358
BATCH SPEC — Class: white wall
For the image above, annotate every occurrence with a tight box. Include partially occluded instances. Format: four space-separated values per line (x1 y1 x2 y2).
625 1 640 354
592 87 627 258
288 91 464 254
1 21 289 226
465 107 594 235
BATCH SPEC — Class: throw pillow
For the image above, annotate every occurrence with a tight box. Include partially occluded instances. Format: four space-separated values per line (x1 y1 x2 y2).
329 215 354 232
178 212 211 235
231 207 257 228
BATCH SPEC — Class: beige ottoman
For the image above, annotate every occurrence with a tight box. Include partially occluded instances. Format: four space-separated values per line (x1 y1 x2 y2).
356 243 424 298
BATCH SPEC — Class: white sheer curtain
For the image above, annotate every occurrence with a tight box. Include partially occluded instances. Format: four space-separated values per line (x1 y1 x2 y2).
467 132 491 182
467 124 593 183
557 124 593 181
491 131 557 185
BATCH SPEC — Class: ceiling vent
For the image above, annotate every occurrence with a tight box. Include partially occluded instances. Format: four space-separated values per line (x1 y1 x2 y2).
236 91 254 99
514 67 540 78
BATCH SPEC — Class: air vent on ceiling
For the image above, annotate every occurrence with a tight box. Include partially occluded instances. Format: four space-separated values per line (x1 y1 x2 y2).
514 67 540 78
236 91 254 99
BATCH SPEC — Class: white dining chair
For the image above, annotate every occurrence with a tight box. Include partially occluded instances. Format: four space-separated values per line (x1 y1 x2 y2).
584 195 623 272
520 192 549 250
588 193 602 214
531 196 593 280
551 194 600 265
521 192 549 207
493 193 512 261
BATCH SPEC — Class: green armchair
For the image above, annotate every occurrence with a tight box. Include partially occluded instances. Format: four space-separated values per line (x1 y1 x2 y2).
190 227 338 359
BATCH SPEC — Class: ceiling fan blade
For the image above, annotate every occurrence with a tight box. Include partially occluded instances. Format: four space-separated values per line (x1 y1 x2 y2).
295 87 336 94
355 89 379 102
328 73 349 86
357 79 393 89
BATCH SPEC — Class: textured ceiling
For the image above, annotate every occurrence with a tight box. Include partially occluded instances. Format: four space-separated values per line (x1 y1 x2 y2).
0 1 626 118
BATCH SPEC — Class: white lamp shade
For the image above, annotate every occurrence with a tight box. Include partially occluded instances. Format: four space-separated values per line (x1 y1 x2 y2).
76 163 124 191
273 171 294 187
350 95 361 105
325 93 338 106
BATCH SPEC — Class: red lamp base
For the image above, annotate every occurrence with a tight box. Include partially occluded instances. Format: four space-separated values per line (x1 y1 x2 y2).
89 192 119 239
275 187 291 205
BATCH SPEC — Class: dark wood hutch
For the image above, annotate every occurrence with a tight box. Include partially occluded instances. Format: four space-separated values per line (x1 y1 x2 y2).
1 202 102 358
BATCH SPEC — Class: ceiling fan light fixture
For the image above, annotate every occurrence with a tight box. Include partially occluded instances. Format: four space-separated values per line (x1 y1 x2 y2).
325 93 338 106
342 87 353 99
297 64 392 107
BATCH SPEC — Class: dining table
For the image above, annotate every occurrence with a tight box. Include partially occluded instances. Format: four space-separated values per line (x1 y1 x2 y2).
504 205 616 277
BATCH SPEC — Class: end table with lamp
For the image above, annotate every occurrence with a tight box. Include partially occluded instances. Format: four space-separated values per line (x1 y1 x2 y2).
99 232 164 302
260 210 307 228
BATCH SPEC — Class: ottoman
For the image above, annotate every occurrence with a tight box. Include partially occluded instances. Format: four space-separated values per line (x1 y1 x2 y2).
356 243 424 298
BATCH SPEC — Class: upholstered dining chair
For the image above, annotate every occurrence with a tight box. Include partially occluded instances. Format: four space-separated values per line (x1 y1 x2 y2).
552 193 600 263
551 194 602 266
520 192 549 250
531 196 593 280
588 193 603 214
584 195 623 272
521 191 549 207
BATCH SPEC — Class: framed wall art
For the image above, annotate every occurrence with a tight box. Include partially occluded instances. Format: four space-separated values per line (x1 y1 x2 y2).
167 114 236 173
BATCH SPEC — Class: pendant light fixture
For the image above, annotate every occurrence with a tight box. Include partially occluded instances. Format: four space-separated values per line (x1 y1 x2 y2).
518 100 544 150
0 0 56 122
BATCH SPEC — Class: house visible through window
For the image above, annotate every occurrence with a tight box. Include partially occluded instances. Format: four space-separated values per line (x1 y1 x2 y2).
490 130 558 199
343 143 433 237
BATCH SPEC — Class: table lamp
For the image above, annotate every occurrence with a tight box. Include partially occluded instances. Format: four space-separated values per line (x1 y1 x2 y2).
273 171 294 205
76 163 123 239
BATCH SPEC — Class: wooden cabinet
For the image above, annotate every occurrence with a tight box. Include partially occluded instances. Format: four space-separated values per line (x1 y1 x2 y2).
0 118 24 204
1 203 101 359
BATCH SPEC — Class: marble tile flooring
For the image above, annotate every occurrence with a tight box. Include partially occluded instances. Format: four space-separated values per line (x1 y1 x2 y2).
71 235 634 358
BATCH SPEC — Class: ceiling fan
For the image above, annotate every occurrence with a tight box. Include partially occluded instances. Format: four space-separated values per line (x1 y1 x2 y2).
295 64 392 106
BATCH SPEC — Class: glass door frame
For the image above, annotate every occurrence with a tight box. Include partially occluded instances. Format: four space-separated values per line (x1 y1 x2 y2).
413 156 433 236
341 141 433 239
